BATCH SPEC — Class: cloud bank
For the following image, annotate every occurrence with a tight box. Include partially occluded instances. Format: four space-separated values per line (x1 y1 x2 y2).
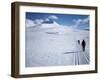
73 16 89 28
26 15 58 27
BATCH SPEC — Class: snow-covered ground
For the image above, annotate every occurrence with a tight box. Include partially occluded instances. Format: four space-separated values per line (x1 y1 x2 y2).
25 21 90 67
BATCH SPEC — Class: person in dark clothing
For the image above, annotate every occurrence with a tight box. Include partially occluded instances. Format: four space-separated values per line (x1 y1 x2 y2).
81 40 86 52
78 40 80 44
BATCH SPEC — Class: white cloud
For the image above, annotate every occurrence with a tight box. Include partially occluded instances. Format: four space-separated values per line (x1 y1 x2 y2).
26 15 58 28
83 16 89 23
48 15 58 20
44 15 58 23
25 19 36 27
73 19 82 26
34 19 44 25
45 18 50 21
72 16 89 28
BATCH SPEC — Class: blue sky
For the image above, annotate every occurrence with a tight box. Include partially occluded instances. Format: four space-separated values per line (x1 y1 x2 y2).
26 12 90 29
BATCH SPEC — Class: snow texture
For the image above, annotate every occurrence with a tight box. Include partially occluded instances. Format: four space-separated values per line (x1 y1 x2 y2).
25 21 90 67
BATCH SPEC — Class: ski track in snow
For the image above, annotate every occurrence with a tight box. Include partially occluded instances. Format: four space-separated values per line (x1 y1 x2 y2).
25 30 90 67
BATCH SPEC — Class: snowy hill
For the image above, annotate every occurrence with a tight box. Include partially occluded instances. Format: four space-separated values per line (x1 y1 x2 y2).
25 19 90 67
26 19 79 35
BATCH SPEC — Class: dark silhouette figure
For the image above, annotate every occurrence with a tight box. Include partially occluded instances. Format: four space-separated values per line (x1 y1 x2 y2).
81 40 86 52
78 40 80 44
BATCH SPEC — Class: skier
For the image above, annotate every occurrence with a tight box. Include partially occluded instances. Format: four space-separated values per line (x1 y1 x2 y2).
81 40 86 52
78 40 80 44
